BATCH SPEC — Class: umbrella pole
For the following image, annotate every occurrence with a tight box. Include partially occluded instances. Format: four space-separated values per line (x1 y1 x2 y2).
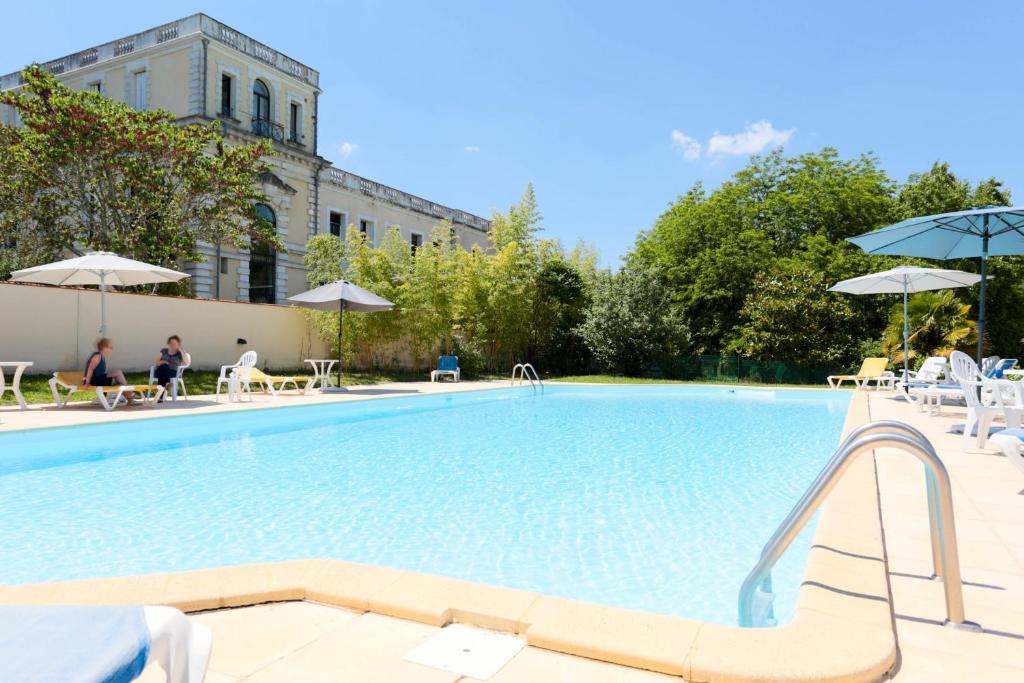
337 300 345 388
977 232 989 366
903 279 910 383
99 272 108 337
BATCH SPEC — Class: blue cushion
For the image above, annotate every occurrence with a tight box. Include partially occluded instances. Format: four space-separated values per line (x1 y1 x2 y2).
0 606 150 683
437 355 459 372
997 428 1024 441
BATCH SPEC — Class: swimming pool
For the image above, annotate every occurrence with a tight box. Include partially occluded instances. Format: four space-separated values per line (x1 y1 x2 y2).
0 384 849 625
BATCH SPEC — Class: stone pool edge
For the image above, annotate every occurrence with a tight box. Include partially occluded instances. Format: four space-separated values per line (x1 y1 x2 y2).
0 392 895 682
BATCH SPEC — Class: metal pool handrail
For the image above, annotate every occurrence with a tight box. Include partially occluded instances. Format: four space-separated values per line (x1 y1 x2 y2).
511 363 543 393
752 421 945 626
738 425 973 630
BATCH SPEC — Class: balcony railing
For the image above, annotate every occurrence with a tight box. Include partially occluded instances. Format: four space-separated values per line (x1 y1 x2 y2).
323 168 490 233
1 14 320 92
287 129 304 145
251 117 284 142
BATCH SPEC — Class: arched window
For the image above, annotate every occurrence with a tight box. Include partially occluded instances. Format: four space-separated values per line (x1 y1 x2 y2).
252 79 270 121
249 203 277 304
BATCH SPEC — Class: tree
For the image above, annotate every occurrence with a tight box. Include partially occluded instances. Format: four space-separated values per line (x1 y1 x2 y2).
532 257 592 374
882 290 976 364
896 162 971 219
577 266 688 375
0 65 278 273
729 269 860 366
629 148 897 354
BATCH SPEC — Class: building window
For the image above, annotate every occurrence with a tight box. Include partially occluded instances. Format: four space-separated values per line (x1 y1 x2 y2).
87 81 102 94
220 74 233 117
410 232 423 255
329 211 346 237
133 70 148 109
250 79 282 140
252 79 270 121
220 256 229 275
359 219 375 242
250 203 277 304
288 102 301 143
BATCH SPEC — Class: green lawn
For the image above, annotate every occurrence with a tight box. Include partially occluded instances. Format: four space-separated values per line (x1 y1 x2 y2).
549 374 837 389
0 368 429 406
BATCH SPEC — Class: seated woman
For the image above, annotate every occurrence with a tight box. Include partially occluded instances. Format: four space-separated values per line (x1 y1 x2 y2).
153 335 188 395
84 338 133 401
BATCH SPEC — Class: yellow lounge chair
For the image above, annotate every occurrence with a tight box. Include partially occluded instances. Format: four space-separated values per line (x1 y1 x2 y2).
827 358 893 390
49 371 165 411
246 368 313 396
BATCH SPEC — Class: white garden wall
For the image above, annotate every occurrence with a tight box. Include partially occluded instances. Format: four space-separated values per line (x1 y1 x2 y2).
0 283 329 374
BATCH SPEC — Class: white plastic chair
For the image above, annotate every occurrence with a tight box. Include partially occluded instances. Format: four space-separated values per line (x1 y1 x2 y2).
949 351 1023 449
149 352 191 401
215 351 257 401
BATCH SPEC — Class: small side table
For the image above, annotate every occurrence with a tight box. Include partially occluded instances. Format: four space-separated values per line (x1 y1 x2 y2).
0 361 33 410
305 359 338 390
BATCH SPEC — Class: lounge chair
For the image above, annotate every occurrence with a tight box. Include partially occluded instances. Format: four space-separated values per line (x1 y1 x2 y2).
827 358 892 390
430 355 461 382
949 350 1023 449
149 352 192 401
986 428 1024 483
896 356 949 404
245 368 313 395
986 357 1018 379
49 371 165 411
0 605 211 683
215 350 258 401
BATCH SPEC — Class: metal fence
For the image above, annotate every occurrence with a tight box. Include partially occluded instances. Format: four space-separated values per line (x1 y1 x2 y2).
660 355 846 385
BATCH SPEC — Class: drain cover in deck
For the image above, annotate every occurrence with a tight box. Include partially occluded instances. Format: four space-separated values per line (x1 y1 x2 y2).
403 623 526 680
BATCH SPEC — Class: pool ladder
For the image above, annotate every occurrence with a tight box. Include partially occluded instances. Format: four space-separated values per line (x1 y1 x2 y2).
738 420 978 630
511 363 543 393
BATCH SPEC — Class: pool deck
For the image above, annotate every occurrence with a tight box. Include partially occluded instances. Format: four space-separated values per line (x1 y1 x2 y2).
867 391 1024 681
0 379 506 433
0 383 1022 680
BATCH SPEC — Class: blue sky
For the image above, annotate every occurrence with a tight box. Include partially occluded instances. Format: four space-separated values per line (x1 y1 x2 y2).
3 1 1022 265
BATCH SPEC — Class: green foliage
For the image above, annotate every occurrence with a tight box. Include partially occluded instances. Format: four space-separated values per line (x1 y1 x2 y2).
882 290 976 363
0 65 278 272
532 257 591 374
625 147 1021 366
576 266 688 375
728 269 859 366
302 185 596 375
629 149 898 354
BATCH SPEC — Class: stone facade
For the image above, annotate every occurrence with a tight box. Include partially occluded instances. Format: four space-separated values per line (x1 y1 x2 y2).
0 13 491 304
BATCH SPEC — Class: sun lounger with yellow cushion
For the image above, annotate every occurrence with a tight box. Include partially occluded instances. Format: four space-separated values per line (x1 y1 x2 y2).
245 368 313 396
48 372 165 411
827 357 893 390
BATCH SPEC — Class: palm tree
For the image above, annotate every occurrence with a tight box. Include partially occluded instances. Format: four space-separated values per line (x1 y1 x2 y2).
882 290 976 364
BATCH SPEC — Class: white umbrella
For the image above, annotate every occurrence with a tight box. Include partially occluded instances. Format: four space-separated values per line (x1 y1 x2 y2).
287 280 394 391
9 251 190 335
829 266 984 380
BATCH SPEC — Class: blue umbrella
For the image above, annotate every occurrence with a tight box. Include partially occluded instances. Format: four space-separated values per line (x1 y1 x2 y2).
848 206 1024 364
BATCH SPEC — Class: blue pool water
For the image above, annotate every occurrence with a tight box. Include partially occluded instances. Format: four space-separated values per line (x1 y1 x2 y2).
0 384 849 625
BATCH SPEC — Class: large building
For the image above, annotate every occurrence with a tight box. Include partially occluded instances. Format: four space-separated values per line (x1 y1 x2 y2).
0 13 490 303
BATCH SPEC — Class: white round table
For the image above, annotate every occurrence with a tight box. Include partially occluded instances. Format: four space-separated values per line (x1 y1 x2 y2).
305 359 338 390
0 361 33 410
